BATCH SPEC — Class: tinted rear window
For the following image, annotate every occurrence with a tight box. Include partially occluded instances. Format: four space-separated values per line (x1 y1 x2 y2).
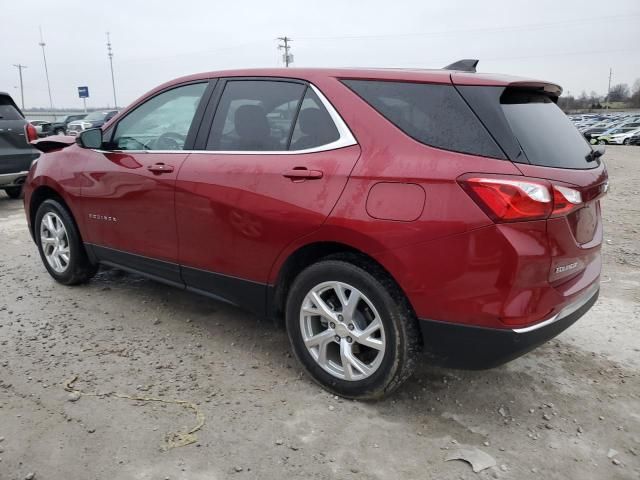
0 96 22 121
500 90 593 169
342 80 504 159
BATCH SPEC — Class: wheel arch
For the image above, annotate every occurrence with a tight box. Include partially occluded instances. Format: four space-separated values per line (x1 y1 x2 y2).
29 185 82 243
268 240 414 325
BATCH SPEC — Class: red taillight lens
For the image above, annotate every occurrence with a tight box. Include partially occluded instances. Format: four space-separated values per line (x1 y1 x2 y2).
460 176 586 223
25 123 38 143
551 185 582 216
460 177 552 222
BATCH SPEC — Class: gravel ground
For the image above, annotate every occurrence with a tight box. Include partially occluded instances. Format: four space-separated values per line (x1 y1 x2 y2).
1 146 639 480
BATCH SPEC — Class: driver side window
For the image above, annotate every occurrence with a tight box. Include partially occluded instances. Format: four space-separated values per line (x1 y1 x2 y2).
112 83 207 151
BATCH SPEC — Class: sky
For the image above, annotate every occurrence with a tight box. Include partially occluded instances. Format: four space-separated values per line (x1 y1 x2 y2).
1 0 639 109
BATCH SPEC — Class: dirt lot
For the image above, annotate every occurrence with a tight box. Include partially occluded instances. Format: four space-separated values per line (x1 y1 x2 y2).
1 146 639 480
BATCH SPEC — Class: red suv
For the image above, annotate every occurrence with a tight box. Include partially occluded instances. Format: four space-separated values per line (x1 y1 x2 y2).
24 62 607 399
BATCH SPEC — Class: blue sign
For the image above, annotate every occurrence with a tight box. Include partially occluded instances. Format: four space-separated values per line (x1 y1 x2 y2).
78 86 89 99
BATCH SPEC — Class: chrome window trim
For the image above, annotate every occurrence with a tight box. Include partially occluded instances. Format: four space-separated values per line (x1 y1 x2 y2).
103 83 357 155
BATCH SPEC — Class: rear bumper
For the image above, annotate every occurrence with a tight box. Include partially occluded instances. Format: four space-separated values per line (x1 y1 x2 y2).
419 284 599 369
0 170 29 187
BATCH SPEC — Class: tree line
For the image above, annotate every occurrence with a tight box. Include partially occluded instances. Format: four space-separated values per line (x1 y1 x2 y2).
558 79 640 111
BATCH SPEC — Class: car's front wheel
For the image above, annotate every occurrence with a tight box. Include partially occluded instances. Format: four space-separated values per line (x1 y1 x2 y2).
286 257 420 399
54 128 65 136
623 138 631 145
35 199 98 285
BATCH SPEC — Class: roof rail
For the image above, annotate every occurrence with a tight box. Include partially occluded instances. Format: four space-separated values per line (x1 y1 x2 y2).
443 59 479 73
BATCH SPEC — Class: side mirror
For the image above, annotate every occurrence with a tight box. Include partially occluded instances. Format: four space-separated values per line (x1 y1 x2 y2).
594 145 605 158
76 128 103 149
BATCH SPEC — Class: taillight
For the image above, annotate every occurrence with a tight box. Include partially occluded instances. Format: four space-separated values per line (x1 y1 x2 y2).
25 123 38 143
460 177 552 222
459 176 584 223
551 185 582 216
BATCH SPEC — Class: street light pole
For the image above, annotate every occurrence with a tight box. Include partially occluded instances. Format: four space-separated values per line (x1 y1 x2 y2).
13 64 27 110
39 26 55 119
106 32 118 108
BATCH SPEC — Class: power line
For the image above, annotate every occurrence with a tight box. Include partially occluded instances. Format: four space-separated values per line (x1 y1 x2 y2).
12 64 27 109
277 36 293 67
38 26 55 120
106 32 118 108
296 13 640 41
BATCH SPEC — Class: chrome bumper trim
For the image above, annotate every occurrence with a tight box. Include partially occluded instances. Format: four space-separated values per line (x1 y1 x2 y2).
512 283 600 334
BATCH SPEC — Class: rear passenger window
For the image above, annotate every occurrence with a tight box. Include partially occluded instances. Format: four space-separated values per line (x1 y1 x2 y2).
290 89 340 150
342 80 504 159
207 80 306 151
0 105 23 120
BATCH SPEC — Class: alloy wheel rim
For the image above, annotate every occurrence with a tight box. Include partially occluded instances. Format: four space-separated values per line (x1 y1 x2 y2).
40 212 70 273
299 281 386 381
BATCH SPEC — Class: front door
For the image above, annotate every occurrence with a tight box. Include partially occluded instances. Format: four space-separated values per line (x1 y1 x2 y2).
80 82 210 282
175 79 360 313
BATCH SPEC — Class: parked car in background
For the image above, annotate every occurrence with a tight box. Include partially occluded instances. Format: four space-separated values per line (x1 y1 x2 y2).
49 114 87 136
629 133 640 146
25 65 607 398
592 125 640 144
66 110 118 136
582 126 609 141
0 92 39 198
29 120 52 138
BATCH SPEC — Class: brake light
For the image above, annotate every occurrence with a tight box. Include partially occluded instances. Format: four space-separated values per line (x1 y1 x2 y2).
460 176 586 222
551 185 582 215
460 177 552 222
25 123 38 143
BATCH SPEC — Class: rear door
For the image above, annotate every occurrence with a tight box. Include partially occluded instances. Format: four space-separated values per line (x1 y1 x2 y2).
80 81 211 281
0 94 38 176
175 78 360 312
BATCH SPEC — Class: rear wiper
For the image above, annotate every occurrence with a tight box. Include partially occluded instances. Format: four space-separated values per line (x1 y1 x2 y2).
586 145 605 162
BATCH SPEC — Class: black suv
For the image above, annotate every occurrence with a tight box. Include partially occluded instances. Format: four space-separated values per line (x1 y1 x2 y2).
0 92 39 198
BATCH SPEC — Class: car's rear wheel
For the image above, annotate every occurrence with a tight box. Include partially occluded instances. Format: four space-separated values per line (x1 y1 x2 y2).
598 139 607 145
285 257 420 399
35 199 97 285
3 186 23 199
54 128 65 136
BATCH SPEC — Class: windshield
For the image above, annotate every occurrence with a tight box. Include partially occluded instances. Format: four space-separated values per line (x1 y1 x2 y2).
501 90 594 169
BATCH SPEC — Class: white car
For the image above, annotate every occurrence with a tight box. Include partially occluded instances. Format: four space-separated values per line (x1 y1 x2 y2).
593 127 640 145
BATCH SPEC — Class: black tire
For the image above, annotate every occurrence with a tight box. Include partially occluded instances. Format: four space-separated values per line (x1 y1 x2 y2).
34 199 98 285
3 186 23 199
54 128 65 136
285 256 420 399
623 138 631 145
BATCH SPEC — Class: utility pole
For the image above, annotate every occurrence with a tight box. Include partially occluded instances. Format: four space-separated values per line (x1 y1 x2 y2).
106 32 118 108
606 67 613 108
39 26 55 119
277 36 293 67
13 64 27 109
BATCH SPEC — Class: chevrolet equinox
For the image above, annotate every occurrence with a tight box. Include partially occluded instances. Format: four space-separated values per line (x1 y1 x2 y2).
25 61 607 399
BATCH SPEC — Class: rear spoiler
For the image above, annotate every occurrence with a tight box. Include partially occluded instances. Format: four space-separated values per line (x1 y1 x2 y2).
30 135 77 153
